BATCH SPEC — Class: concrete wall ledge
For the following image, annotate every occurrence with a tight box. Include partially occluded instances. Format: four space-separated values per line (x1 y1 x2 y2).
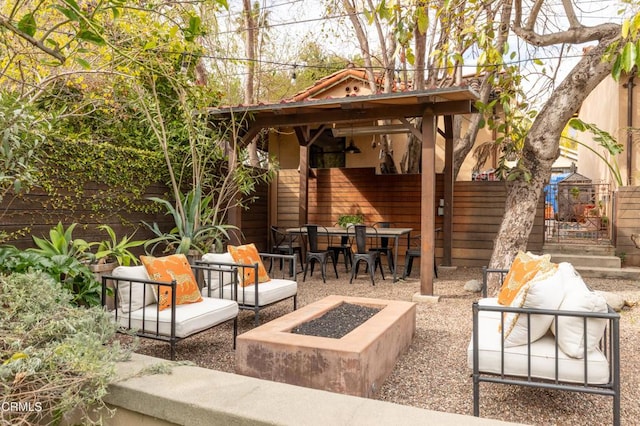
104 353 522 426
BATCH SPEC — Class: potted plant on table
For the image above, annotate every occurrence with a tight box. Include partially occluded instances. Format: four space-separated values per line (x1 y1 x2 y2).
337 213 365 228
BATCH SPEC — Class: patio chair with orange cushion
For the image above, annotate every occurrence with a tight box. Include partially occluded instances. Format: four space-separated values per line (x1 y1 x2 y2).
103 253 239 360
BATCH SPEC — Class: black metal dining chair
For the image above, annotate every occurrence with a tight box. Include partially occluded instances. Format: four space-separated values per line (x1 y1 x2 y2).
349 224 385 286
270 225 303 275
370 221 394 273
402 228 441 279
303 224 339 283
328 230 353 272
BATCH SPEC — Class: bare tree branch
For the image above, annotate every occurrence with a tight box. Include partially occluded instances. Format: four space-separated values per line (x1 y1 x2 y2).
562 0 581 28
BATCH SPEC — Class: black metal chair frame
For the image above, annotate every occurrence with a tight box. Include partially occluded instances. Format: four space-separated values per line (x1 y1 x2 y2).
303 224 339 283
402 228 441 279
349 224 385 286
472 267 621 426
102 263 239 360
370 221 394 273
197 252 298 326
270 225 303 275
328 233 353 272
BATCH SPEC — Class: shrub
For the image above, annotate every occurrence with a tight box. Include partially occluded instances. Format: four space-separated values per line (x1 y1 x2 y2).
0 271 129 425
0 245 101 307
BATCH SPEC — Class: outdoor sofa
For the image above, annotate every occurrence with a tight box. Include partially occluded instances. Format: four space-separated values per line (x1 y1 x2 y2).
468 254 620 425
196 248 298 325
102 258 240 360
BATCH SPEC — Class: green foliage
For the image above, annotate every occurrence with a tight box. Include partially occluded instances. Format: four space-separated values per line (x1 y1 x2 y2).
566 118 624 186
144 186 236 255
33 138 166 220
337 213 365 228
610 12 640 81
29 222 91 261
0 245 102 307
0 95 44 203
0 271 128 425
92 224 145 266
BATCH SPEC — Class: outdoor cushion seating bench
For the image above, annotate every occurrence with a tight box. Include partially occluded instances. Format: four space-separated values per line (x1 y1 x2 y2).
102 261 239 360
196 250 298 325
468 255 620 426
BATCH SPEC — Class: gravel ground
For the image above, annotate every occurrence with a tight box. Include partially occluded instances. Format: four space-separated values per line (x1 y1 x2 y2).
122 265 640 425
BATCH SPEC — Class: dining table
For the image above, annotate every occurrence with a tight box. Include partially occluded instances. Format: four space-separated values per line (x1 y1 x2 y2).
286 226 413 282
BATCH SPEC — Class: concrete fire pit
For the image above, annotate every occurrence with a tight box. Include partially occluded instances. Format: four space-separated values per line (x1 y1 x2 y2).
235 295 416 398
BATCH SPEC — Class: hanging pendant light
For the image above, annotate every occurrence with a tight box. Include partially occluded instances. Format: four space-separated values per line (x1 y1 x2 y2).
344 138 361 154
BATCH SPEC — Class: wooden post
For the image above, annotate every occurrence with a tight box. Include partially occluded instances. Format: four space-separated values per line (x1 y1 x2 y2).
295 126 311 226
227 143 242 246
443 115 454 266
420 114 436 296
299 144 309 225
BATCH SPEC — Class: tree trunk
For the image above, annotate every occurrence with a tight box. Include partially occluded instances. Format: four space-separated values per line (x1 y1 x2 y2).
401 120 422 174
243 0 260 166
487 31 618 295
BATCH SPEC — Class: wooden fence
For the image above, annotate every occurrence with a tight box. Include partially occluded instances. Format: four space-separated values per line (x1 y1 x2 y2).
1 182 173 250
614 186 640 266
0 180 269 255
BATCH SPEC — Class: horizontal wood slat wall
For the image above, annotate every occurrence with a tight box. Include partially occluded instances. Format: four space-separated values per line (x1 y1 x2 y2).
2 179 270 255
1 183 174 251
615 187 640 266
275 168 544 267
239 180 269 252
276 170 302 228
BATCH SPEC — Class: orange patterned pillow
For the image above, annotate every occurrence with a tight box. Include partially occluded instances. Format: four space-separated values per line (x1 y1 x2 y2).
497 251 553 305
140 254 202 311
227 243 270 287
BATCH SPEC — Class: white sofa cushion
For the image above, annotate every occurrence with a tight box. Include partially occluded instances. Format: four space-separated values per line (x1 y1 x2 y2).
116 297 238 338
200 252 236 291
112 265 156 313
551 289 609 358
502 262 569 347
468 305 610 384
203 278 297 307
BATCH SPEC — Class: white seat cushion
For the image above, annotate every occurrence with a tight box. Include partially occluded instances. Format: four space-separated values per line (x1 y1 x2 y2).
116 297 238 338
468 310 610 384
202 278 297 307
112 265 156 313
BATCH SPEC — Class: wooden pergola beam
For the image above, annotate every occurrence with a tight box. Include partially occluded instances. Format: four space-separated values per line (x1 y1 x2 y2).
250 101 474 129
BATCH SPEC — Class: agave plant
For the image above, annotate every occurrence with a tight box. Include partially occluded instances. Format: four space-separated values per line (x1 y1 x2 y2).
143 186 236 255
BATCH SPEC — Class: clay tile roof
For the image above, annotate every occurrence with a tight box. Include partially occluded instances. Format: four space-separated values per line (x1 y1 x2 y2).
288 67 376 102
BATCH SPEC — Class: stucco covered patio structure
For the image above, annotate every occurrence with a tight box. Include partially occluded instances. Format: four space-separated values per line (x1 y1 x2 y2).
207 87 479 296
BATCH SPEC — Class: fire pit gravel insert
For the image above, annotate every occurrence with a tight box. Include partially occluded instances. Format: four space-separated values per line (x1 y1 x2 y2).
291 302 381 338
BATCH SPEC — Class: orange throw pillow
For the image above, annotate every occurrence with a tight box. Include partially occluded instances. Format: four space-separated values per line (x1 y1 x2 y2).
227 243 270 287
140 254 202 311
497 251 553 305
